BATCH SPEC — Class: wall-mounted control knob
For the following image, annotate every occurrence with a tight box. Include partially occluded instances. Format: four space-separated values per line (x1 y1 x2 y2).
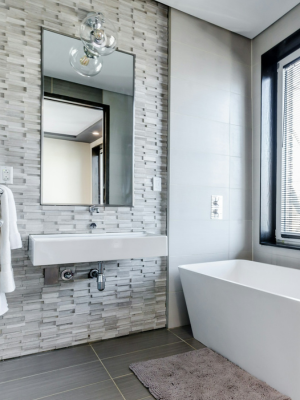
90 222 97 229
61 269 74 281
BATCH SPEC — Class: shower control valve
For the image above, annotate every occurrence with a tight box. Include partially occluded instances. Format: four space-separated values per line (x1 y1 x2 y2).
211 195 223 220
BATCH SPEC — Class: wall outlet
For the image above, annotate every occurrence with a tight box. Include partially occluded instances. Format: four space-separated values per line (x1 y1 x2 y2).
211 195 223 219
0 166 13 184
153 177 162 192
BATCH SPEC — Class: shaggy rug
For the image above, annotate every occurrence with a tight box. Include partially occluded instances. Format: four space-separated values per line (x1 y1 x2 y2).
129 348 291 400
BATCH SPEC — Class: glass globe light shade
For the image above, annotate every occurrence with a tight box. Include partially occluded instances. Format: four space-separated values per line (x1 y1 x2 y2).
80 12 118 56
69 41 103 77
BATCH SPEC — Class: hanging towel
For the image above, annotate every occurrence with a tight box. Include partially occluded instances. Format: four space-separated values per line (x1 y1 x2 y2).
0 185 22 316
0 293 8 316
2 186 22 249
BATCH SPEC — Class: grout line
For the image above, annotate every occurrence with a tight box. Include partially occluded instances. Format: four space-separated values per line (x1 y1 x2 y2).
31 380 112 400
183 340 197 350
114 372 133 379
167 329 184 340
100 340 182 360
167 329 188 342
90 344 127 400
167 329 197 350
0 360 99 385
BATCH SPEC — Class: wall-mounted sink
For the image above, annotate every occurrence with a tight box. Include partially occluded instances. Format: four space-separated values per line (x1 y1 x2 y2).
29 232 168 266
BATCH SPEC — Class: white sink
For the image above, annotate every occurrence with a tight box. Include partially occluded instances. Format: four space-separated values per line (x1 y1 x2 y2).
29 232 168 266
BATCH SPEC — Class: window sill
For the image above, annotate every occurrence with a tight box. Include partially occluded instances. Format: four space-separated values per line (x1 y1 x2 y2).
260 240 300 251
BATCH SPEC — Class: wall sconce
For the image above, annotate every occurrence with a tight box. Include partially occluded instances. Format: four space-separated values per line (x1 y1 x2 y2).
69 12 118 77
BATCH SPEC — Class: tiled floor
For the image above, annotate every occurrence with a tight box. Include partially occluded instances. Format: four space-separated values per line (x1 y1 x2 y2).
0 325 205 400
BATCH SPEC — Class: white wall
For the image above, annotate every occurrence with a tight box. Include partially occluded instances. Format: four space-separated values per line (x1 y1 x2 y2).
252 4 300 268
42 138 92 204
168 9 252 328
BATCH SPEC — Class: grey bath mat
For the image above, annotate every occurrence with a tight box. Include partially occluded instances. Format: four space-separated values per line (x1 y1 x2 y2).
129 348 291 400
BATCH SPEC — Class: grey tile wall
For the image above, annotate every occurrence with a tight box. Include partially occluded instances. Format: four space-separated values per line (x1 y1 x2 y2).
168 9 252 327
0 0 168 360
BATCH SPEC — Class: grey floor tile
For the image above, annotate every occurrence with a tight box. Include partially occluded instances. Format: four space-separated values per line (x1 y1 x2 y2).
169 325 193 340
0 345 97 383
102 341 193 378
92 328 179 359
40 381 123 400
0 361 109 400
115 374 154 400
185 338 206 350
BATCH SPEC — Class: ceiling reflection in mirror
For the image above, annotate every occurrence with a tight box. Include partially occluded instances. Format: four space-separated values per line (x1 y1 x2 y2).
41 30 134 206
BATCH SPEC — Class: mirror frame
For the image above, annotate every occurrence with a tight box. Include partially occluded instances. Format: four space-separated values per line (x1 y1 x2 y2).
40 28 136 207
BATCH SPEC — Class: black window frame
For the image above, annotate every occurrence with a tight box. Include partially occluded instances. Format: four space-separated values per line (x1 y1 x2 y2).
260 28 300 250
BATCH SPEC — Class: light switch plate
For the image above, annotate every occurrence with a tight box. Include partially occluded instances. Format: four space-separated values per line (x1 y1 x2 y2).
0 166 13 184
153 177 162 192
211 195 223 219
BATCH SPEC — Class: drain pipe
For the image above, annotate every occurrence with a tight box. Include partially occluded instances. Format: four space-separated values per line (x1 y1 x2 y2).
89 262 105 291
97 262 105 291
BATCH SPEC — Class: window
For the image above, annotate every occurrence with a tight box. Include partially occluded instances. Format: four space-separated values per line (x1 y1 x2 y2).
260 29 300 249
276 49 300 245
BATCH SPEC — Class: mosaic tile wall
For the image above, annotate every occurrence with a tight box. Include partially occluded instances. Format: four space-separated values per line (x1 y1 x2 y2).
0 0 168 360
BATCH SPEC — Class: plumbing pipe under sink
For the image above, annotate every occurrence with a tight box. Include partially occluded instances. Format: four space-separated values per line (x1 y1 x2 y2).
89 262 105 291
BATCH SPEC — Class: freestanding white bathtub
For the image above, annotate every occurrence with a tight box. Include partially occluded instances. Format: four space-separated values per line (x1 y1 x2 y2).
179 260 300 400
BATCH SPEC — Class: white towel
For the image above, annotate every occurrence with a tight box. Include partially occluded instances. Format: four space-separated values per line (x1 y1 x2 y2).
0 185 22 316
3 186 22 250
0 293 8 316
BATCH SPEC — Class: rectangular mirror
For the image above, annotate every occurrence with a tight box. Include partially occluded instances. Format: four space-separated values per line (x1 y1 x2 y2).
41 29 135 206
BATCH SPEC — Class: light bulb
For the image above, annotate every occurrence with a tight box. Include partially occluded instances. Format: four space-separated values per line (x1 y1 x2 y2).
69 41 103 77
80 12 118 56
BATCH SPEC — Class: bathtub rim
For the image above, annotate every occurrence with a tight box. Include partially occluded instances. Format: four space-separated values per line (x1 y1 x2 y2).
178 259 300 303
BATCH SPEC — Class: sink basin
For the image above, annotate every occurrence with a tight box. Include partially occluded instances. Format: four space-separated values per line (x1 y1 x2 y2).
29 232 168 266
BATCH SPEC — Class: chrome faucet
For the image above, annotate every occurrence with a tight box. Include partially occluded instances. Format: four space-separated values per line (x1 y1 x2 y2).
89 205 100 215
